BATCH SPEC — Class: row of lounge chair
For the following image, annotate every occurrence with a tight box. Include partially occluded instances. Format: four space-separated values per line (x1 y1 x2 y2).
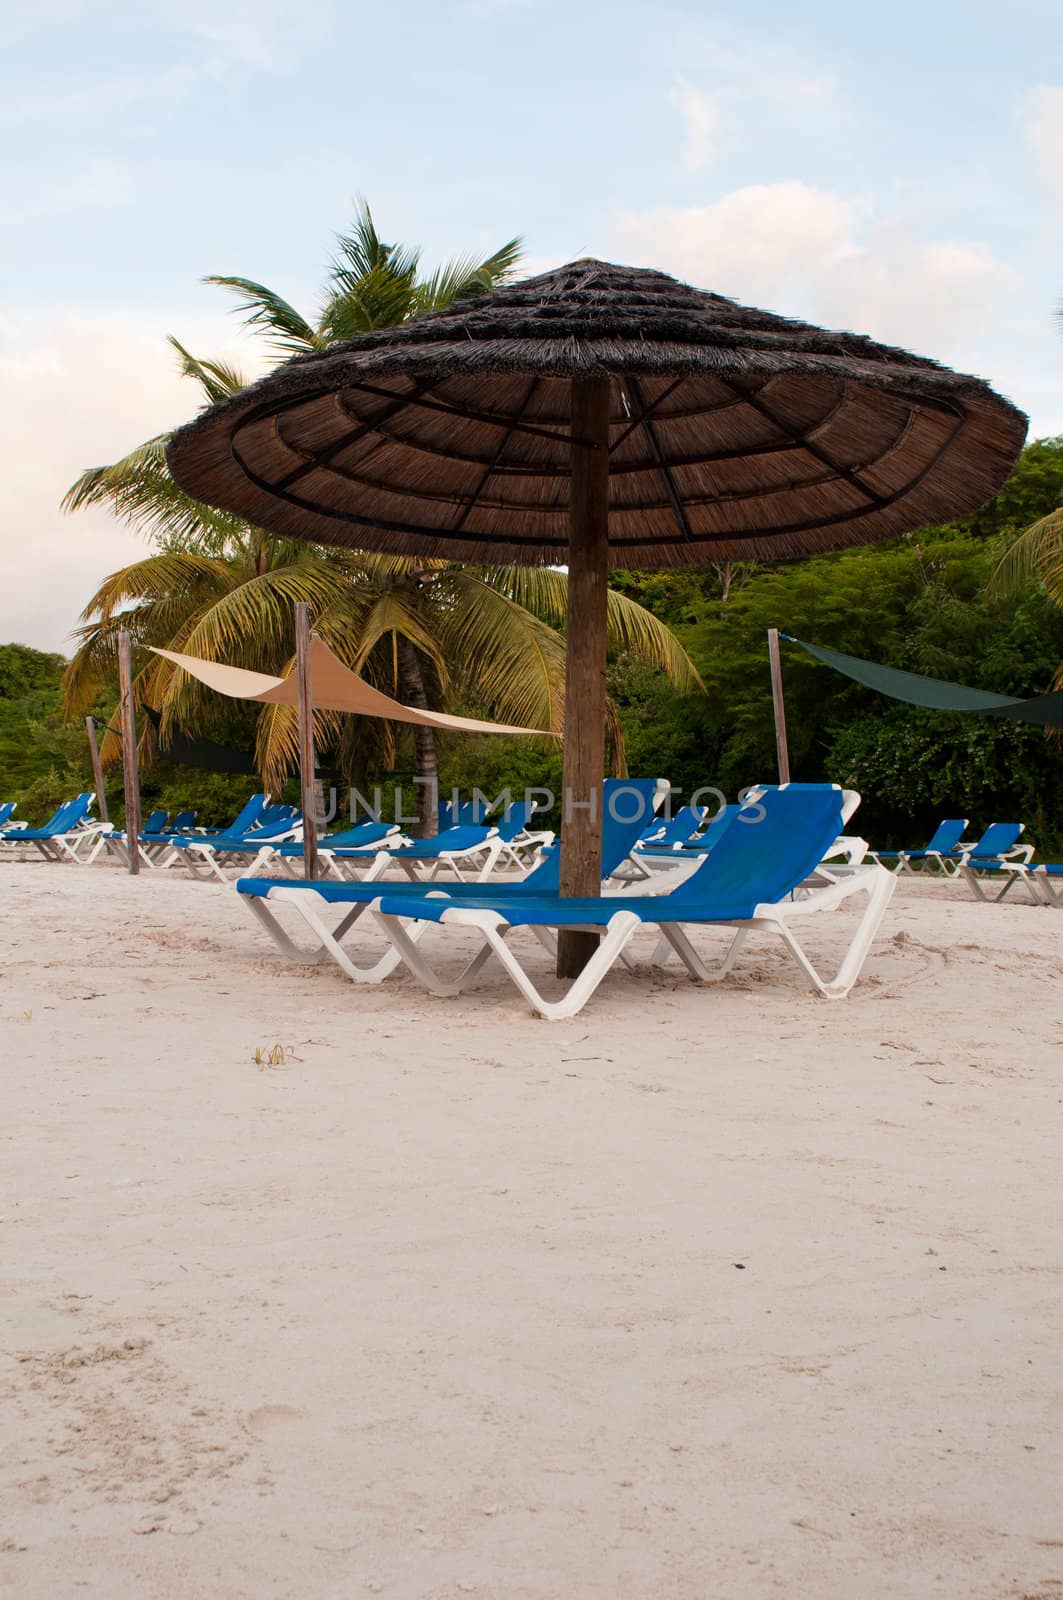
869 818 1063 903
6 787 1059 921
0 790 557 885
0 793 112 861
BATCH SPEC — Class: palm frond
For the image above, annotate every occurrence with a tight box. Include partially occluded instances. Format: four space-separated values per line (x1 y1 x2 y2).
62 434 171 513
62 439 243 549
178 561 358 667
431 573 567 733
317 261 418 343
344 591 448 680
992 509 1063 607
411 237 523 315
329 198 421 284
479 566 704 691
254 695 346 795
204 275 319 355
77 551 234 624
603 589 704 691
167 336 249 406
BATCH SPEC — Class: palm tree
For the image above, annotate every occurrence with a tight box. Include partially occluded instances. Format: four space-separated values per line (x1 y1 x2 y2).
62 537 699 803
63 205 702 830
204 200 523 353
994 304 1063 685
997 509 1063 614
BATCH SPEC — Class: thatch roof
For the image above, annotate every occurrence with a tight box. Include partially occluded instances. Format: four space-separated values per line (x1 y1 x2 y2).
166 258 1028 569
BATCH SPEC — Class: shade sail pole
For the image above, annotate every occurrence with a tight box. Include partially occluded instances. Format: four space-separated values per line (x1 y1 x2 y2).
767 627 791 784
557 375 611 980
117 630 141 875
294 603 319 880
85 716 109 825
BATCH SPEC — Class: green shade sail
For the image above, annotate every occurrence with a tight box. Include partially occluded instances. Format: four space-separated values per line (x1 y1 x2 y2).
782 636 1063 727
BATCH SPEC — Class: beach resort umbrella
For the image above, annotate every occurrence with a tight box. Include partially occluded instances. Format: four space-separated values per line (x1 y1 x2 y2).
167 258 1027 973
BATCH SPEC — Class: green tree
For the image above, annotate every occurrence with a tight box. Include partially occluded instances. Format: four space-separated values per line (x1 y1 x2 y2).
612 439 1063 851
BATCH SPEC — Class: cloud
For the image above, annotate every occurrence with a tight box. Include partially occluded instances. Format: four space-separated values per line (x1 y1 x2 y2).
0 156 136 228
0 67 198 131
177 0 336 72
1022 84 1063 205
671 81 719 172
614 182 859 305
612 181 1020 361
0 309 266 653
662 32 844 171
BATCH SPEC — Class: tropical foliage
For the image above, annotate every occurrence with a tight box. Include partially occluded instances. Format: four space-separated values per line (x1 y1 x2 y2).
60 537 700 795
610 437 1063 851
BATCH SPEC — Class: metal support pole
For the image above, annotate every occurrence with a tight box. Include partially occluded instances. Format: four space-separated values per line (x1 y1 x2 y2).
117 630 141 874
85 716 109 824
767 627 791 785
294 603 318 880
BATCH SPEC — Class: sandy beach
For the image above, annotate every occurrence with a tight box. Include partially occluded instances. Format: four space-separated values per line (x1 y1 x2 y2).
2 857 1062 1599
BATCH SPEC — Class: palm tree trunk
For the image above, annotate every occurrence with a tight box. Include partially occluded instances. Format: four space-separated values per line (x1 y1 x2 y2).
396 637 438 837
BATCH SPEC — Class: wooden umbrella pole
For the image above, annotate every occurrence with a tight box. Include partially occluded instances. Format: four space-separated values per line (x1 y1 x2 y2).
557 375 611 980
294 603 318 880
117 630 141 875
85 716 109 825
767 627 791 785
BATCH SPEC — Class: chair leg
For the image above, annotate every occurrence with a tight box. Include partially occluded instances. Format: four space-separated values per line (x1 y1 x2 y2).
372 912 497 997
655 923 713 981
959 866 991 902
243 895 329 965
767 866 895 999
376 910 644 1020
280 896 409 984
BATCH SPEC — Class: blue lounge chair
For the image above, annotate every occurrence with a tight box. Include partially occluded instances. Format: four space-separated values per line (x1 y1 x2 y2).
438 798 489 830
160 813 303 881
354 822 507 884
0 793 106 862
352 780 890 1017
104 808 205 865
636 804 707 851
870 819 970 874
100 807 169 866
251 819 403 877
488 800 554 870
358 784 893 1018
236 778 668 978
0 802 19 831
954 824 1034 900
194 794 274 838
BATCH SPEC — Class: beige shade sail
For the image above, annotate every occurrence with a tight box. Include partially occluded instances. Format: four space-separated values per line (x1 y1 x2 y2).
150 639 557 739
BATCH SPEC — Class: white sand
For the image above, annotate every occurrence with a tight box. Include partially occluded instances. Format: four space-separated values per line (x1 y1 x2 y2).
2 857 1062 1599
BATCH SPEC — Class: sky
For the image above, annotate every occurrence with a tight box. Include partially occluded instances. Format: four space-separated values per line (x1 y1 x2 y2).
2 0 1062 651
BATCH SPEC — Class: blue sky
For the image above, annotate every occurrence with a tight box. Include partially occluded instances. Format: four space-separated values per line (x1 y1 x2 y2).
3 0 1062 648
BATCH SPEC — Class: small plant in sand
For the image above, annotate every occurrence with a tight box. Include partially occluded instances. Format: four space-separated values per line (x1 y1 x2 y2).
251 1043 301 1069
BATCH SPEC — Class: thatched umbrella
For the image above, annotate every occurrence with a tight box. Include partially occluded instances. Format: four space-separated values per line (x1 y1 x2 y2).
167 258 1027 973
